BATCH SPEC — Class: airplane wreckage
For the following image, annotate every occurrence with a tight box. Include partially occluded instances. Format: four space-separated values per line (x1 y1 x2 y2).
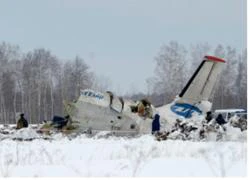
38 55 226 136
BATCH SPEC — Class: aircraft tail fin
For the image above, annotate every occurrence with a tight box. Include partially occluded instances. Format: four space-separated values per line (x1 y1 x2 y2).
171 55 226 118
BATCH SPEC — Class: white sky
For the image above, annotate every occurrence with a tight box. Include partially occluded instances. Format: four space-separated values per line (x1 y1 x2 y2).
0 0 246 95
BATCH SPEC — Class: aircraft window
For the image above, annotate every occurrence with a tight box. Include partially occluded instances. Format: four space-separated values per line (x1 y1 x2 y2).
88 92 93 96
130 124 136 129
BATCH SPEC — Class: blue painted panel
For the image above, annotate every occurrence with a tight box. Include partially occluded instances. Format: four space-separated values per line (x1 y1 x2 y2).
170 103 202 118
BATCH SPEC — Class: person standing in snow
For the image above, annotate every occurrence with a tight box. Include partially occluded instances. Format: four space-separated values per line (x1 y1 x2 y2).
205 111 213 123
152 113 160 134
16 113 29 129
215 114 226 125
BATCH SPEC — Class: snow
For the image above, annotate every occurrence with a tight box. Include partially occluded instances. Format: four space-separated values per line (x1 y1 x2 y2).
0 132 247 177
12 127 40 140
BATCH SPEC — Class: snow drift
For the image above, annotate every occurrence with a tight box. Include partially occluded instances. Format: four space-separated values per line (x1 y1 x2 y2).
0 133 246 177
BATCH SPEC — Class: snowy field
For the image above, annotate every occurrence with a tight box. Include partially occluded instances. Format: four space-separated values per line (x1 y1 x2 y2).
0 129 247 177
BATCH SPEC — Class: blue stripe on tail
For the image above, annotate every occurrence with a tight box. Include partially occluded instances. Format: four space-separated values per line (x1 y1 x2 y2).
170 103 202 118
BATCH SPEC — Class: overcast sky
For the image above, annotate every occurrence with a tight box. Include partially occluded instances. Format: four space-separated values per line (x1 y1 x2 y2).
0 0 246 95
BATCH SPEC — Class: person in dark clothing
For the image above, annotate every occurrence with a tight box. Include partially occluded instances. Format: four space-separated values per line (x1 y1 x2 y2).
152 114 160 134
16 113 29 129
205 111 213 123
215 114 226 125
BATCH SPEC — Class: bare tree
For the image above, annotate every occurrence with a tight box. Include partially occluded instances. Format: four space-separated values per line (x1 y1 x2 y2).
190 42 211 69
91 74 113 92
237 49 247 108
0 42 20 124
223 46 239 108
152 41 188 103
62 56 92 102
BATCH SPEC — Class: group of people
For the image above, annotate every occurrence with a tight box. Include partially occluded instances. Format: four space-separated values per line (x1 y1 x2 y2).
205 111 226 125
16 113 72 130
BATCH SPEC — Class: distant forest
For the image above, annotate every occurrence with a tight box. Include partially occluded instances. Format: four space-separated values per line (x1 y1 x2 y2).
0 41 247 124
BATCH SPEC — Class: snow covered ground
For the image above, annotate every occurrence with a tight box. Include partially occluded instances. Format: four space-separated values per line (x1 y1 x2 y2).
0 130 247 177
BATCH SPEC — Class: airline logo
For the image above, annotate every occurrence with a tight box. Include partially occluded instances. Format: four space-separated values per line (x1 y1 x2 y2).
171 103 202 118
80 90 104 100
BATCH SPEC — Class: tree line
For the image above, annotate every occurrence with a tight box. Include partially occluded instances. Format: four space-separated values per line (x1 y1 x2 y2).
144 41 247 110
0 42 101 124
0 41 247 124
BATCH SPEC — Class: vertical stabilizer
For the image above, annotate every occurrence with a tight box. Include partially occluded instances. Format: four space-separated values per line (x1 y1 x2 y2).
171 56 226 118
